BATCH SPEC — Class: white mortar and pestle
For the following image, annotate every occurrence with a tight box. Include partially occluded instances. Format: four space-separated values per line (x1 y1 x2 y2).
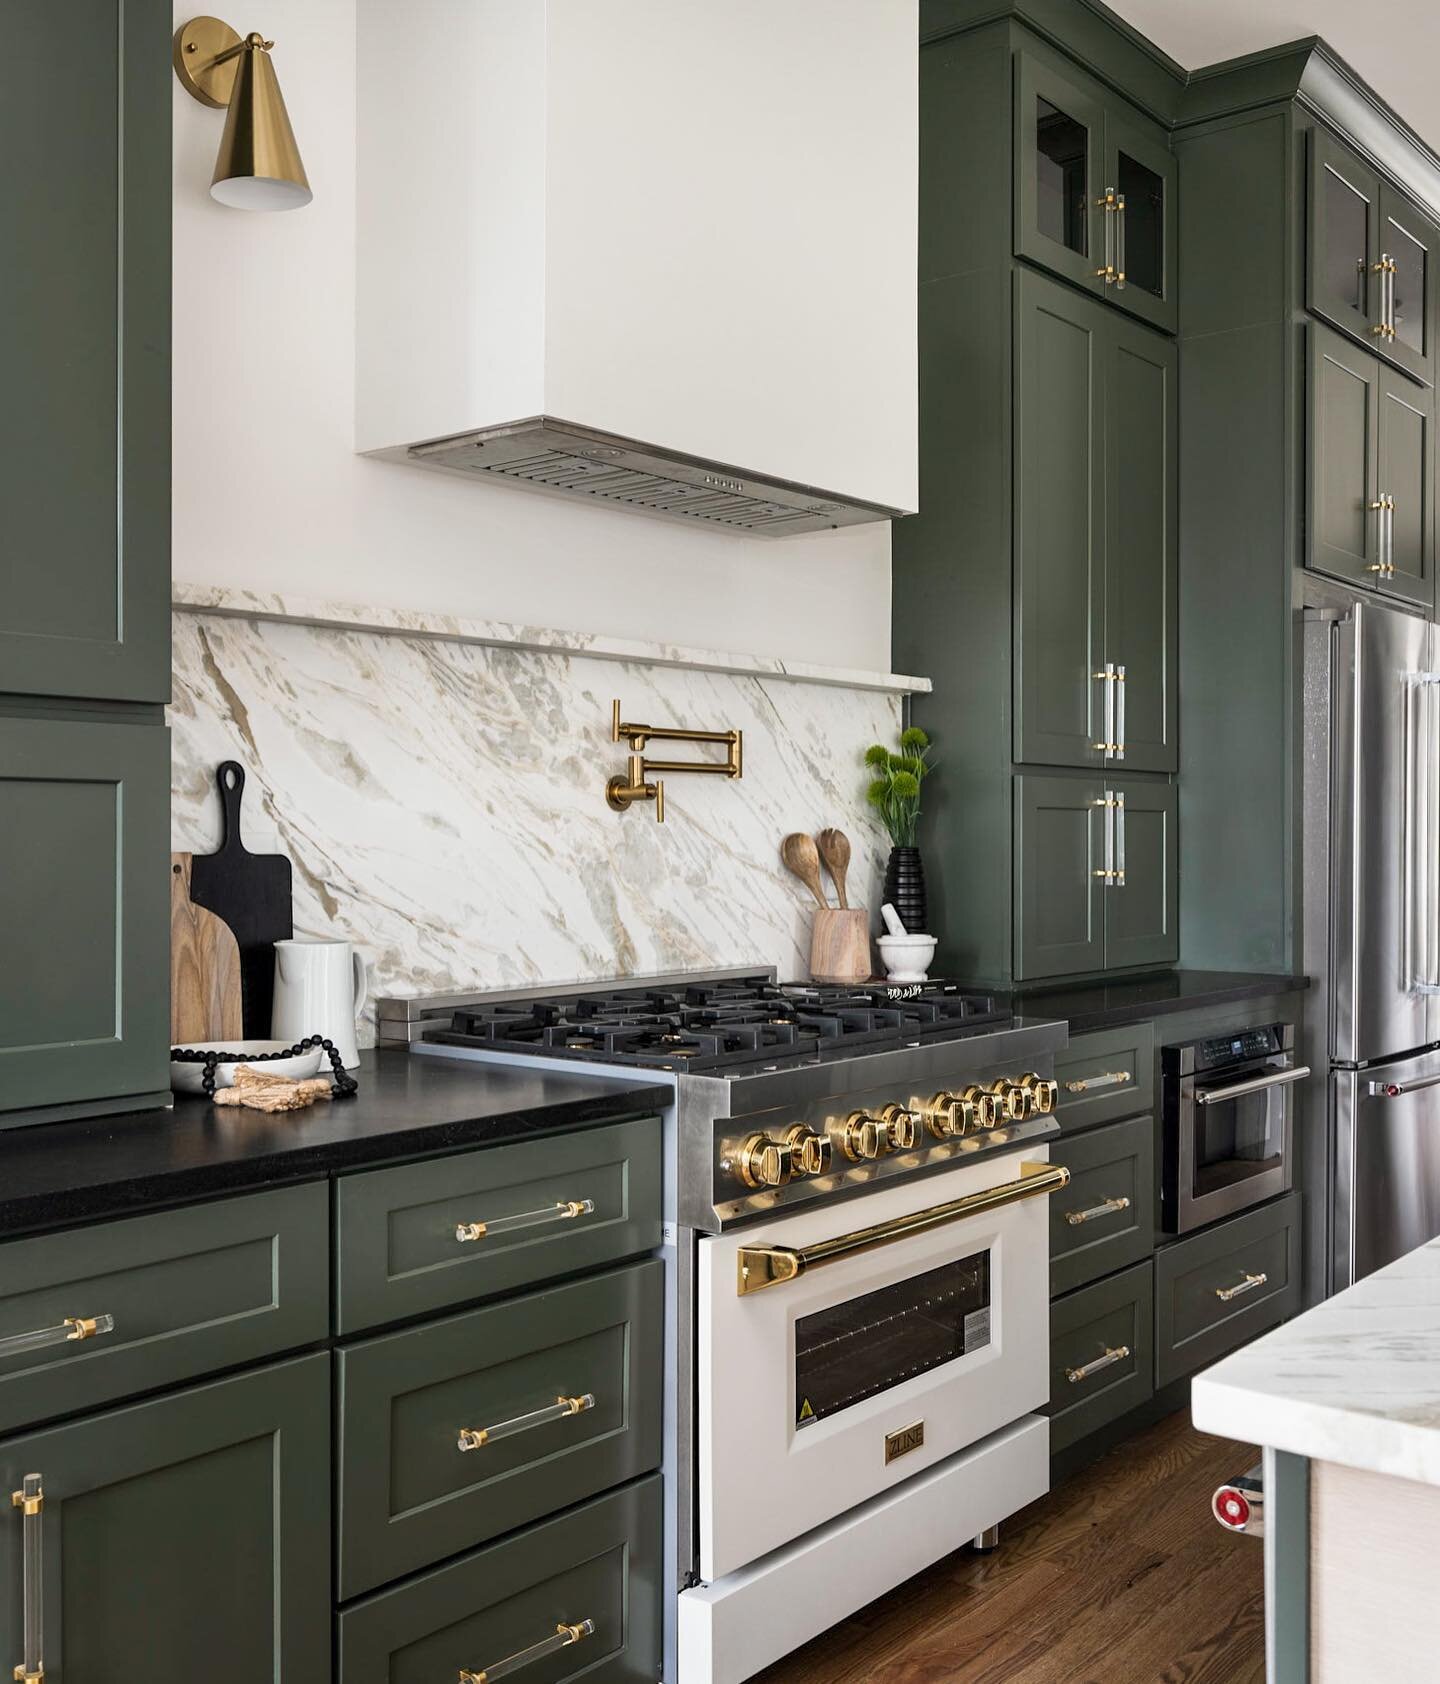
877 903 938 983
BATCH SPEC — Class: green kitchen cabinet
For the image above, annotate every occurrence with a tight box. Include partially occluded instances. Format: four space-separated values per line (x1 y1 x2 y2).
0 0 170 704
1308 125 1437 387
0 1353 331 1684
1104 778 1179 971
1015 269 1177 775
1308 322 1435 610
1015 45 1177 332
0 712 169 1119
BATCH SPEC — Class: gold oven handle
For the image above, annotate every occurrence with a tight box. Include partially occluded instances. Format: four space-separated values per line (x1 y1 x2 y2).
735 1161 1071 1295
456 1200 594 1244
459 1617 595 1683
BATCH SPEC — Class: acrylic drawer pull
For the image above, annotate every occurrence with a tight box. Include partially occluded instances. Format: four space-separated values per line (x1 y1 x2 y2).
1215 1272 1268 1303
455 1200 594 1243
11 1474 44 1684
457 1393 595 1452
1065 1345 1130 1385
459 1616 595 1683
1063 1070 1130 1094
0 1313 116 1361
1064 1195 1131 1227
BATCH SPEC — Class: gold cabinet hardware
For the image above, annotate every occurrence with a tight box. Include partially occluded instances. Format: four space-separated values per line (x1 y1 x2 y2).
1065 1344 1130 1384
1095 188 1118 282
606 699 742 824
459 1616 596 1683
878 1103 918 1150
785 1125 832 1177
455 1199 594 1244
0 1314 116 1362
1065 1194 1131 1227
1114 191 1127 288
457 1393 595 1453
736 1133 795 1189
1017 1072 1058 1115
736 1160 1071 1294
11 1474 43 1684
1063 1069 1130 1093
1215 1271 1268 1303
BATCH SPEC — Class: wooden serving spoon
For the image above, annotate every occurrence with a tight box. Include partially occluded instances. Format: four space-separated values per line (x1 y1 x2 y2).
817 828 852 910
781 833 829 909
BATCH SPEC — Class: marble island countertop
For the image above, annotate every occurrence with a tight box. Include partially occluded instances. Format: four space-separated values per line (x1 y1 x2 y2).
1192 1235 1440 1486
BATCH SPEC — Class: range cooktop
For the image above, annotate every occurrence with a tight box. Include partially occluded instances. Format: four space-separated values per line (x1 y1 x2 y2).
423 973 1009 1073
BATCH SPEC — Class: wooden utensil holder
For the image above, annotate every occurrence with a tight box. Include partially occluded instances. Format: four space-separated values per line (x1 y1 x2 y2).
810 908 872 985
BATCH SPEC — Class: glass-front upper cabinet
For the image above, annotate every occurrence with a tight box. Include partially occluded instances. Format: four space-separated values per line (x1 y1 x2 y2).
1308 126 1437 386
1015 50 1177 333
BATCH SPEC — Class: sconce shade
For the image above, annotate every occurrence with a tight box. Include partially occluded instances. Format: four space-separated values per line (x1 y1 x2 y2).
210 32 311 210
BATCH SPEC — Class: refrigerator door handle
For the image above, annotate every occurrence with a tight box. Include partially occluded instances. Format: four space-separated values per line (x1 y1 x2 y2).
1408 675 1440 993
1369 1071 1440 1098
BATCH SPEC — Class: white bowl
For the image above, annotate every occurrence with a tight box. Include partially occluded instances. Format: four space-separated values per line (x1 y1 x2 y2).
877 933 939 984
170 1040 325 1095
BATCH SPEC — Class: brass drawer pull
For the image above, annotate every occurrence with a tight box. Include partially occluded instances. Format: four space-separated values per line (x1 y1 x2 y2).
1063 1070 1130 1094
736 1161 1070 1295
455 1199 595 1244
459 1617 595 1683
1065 1195 1131 1227
457 1393 595 1452
1065 1344 1129 1384
11 1473 44 1684
0 1313 116 1361
1215 1271 1268 1303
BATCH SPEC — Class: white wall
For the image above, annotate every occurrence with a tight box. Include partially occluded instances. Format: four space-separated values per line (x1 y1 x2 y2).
172 0 902 670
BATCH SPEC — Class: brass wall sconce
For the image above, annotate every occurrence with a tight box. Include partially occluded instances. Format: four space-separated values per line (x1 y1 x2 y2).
605 700 743 823
173 16 311 210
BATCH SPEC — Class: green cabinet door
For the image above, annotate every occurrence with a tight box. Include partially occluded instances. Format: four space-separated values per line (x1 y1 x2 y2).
1380 184 1438 386
1104 318 1177 772
0 1 170 703
1014 49 1105 297
1105 778 1178 970
1378 367 1435 611
1014 270 1106 770
1307 126 1384 352
1105 110 1178 335
1014 774 1106 981
1308 323 1383 588
0 713 169 1117
0 1353 330 1683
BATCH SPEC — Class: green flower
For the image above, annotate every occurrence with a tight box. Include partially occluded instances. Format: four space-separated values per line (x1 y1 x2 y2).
863 743 890 769
890 770 921 799
893 755 926 779
900 726 930 751
866 778 891 807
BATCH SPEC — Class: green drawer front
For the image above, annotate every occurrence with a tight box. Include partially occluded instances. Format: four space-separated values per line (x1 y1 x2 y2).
1048 1260 1154 1455
337 1259 663 1599
1155 1192 1301 1388
337 1475 663 1684
0 1182 328 1432
335 1116 662 1334
1050 1114 1155 1296
1053 1022 1155 1132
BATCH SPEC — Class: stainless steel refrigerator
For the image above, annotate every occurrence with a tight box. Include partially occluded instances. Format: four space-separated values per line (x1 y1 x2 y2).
1305 599 1440 1290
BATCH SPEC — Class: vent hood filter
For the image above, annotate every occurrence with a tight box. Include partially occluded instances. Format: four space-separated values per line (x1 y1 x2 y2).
407 418 904 537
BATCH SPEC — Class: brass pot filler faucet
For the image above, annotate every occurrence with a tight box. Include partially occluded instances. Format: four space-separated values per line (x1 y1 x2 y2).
605 700 743 823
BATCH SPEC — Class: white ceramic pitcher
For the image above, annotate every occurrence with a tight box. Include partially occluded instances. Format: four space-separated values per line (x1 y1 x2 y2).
271 939 368 1069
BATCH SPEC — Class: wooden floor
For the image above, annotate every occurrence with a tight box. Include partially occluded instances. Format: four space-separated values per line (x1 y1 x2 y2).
752 1411 1264 1684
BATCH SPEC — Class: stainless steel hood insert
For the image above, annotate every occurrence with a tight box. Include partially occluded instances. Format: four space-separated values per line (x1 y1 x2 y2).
406 416 904 536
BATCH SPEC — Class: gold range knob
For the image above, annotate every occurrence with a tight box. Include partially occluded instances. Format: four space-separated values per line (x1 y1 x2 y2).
1017 1072 1059 1115
988 1079 1031 1122
838 1110 908 1161
785 1124 832 1177
917 1090 979 1140
961 1084 1003 1129
736 1126 832 1188
878 1103 918 1150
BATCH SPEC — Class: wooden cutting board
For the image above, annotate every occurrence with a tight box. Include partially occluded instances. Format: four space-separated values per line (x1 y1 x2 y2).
170 853 243 1044
187 761 294 1038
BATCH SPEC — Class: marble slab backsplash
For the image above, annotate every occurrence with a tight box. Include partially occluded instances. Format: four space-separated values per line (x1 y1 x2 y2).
170 609 902 1046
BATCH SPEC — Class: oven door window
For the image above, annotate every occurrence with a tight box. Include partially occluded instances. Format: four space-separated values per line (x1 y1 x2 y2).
1193 1083 1286 1201
793 1251 991 1428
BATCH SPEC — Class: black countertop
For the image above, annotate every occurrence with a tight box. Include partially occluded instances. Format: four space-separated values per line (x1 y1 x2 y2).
1011 969 1310 1036
0 1049 668 1239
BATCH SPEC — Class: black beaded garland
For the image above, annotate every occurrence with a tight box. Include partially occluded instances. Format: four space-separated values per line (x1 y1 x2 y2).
170 1037 359 1099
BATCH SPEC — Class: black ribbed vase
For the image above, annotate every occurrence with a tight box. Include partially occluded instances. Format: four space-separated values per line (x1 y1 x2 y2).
883 846 928 935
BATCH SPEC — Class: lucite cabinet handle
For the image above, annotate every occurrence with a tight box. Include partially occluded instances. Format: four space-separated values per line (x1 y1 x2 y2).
1114 192 1127 289
1115 665 1126 762
457 1393 595 1452
1065 1344 1129 1384
11 1474 44 1684
1063 1070 1130 1094
1064 1195 1131 1227
458 1617 595 1683
455 1200 594 1244
0 1314 115 1361
1215 1271 1268 1303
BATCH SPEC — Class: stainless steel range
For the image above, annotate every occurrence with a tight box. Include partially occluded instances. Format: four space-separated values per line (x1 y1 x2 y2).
379 970 1070 1684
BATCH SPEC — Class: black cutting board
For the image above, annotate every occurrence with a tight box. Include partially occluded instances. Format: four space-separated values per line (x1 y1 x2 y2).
187 762 294 1038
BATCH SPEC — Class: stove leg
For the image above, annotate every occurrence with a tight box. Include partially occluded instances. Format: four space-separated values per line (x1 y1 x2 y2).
970 1525 1000 1554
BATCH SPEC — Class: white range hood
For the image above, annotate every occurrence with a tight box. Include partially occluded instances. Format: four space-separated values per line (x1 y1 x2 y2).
355 0 918 535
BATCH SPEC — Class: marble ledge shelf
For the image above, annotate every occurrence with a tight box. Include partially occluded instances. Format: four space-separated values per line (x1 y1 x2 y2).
172 584 933 697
